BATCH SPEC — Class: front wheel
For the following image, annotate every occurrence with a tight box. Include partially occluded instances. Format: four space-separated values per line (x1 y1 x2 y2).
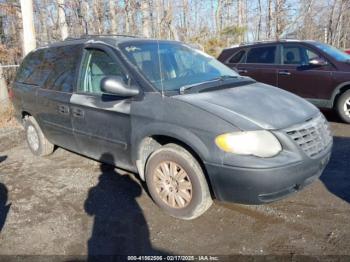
336 90 350 124
145 144 212 220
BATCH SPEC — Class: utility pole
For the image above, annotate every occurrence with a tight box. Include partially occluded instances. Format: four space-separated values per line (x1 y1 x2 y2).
20 0 36 56
57 0 69 40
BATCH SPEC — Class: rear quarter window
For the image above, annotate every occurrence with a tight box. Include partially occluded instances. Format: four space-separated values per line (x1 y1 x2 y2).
228 50 246 63
15 49 48 86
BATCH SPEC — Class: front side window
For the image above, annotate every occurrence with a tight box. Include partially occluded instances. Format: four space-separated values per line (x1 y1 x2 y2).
79 49 126 94
246 46 276 64
120 42 238 91
283 45 322 65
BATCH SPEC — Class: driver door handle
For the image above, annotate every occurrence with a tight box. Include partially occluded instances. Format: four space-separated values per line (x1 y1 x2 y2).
278 70 291 76
237 68 248 74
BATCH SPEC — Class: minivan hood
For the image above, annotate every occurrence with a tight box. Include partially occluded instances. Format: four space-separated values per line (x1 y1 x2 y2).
175 82 319 130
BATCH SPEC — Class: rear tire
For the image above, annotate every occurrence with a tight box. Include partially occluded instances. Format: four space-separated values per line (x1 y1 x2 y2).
336 90 350 124
24 116 54 156
145 143 212 220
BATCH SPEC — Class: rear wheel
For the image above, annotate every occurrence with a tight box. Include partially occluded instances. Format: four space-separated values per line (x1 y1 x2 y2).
24 116 54 156
145 144 212 220
336 90 350 124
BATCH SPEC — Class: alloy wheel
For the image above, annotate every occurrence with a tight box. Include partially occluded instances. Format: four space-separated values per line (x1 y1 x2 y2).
153 161 193 209
344 98 350 117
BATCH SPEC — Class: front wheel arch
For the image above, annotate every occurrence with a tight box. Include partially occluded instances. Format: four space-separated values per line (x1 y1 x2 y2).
135 134 209 183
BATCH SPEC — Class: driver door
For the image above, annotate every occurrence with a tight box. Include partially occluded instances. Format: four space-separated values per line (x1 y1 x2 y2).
71 45 135 170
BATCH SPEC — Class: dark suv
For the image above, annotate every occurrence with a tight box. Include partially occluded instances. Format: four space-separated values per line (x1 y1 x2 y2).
12 36 332 219
218 40 350 123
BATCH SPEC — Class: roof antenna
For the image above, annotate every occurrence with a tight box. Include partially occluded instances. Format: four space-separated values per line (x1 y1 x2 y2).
157 40 164 98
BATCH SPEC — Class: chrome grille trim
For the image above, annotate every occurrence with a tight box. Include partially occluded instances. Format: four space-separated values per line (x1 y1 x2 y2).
285 114 332 158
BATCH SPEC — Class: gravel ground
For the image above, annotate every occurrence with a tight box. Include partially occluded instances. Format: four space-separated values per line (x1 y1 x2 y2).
0 110 349 259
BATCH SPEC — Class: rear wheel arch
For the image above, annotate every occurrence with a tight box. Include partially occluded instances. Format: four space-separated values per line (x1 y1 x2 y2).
21 111 31 120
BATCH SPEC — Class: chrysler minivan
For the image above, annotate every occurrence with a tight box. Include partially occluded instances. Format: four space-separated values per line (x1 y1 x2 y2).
12 36 332 219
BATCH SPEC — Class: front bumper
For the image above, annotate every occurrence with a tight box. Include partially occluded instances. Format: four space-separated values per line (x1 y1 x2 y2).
205 146 332 204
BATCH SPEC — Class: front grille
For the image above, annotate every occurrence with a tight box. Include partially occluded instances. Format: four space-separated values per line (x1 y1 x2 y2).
285 114 332 158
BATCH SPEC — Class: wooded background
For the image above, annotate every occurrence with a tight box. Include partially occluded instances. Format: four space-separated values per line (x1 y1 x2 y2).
0 0 350 106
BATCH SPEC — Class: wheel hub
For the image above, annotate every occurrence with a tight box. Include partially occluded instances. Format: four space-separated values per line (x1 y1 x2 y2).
153 161 193 209
27 125 39 151
344 98 350 117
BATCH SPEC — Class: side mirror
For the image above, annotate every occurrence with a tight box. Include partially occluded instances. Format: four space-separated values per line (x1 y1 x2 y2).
100 76 139 97
309 57 328 67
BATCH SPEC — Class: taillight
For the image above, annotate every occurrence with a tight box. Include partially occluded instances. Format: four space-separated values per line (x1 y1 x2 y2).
8 88 14 100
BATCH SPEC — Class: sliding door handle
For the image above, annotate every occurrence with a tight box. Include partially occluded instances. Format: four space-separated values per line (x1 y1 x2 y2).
58 104 69 115
72 108 85 118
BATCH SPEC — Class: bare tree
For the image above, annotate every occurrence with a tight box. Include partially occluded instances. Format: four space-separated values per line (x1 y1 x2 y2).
141 0 151 37
266 0 273 39
109 0 117 34
215 0 223 33
257 0 262 40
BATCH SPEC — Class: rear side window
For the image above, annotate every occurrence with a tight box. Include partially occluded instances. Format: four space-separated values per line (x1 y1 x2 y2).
43 45 82 92
246 46 276 64
16 45 81 92
228 50 246 63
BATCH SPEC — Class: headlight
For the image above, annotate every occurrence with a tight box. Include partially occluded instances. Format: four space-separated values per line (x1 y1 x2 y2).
215 131 282 158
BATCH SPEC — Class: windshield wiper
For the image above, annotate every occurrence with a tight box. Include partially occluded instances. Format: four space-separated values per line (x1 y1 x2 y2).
179 75 239 94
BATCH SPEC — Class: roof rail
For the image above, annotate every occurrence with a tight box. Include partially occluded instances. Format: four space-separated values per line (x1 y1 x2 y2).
239 39 301 46
63 34 141 42
80 34 141 38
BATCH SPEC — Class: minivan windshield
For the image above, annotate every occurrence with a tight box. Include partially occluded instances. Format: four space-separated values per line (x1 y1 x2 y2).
312 42 350 62
120 42 239 92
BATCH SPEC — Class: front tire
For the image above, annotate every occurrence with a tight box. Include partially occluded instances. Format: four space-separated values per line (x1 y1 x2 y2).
336 90 350 124
24 116 54 156
145 144 212 220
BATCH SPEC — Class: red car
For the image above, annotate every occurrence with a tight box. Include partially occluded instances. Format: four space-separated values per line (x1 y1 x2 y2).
345 49 350 54
218 40 350 123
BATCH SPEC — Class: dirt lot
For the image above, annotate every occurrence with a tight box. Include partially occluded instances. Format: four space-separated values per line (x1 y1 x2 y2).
0 110 349 259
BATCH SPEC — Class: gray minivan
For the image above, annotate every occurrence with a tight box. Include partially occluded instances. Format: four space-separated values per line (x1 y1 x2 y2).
12 36 332 219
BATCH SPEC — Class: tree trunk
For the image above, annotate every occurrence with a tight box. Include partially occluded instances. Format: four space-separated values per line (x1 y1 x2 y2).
109 0 117 34
0 64 9 109
20 0 36 56
141 0 151 37
57 0 68 40
267 0 272 39
215 0 222 33
257 0 262 40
